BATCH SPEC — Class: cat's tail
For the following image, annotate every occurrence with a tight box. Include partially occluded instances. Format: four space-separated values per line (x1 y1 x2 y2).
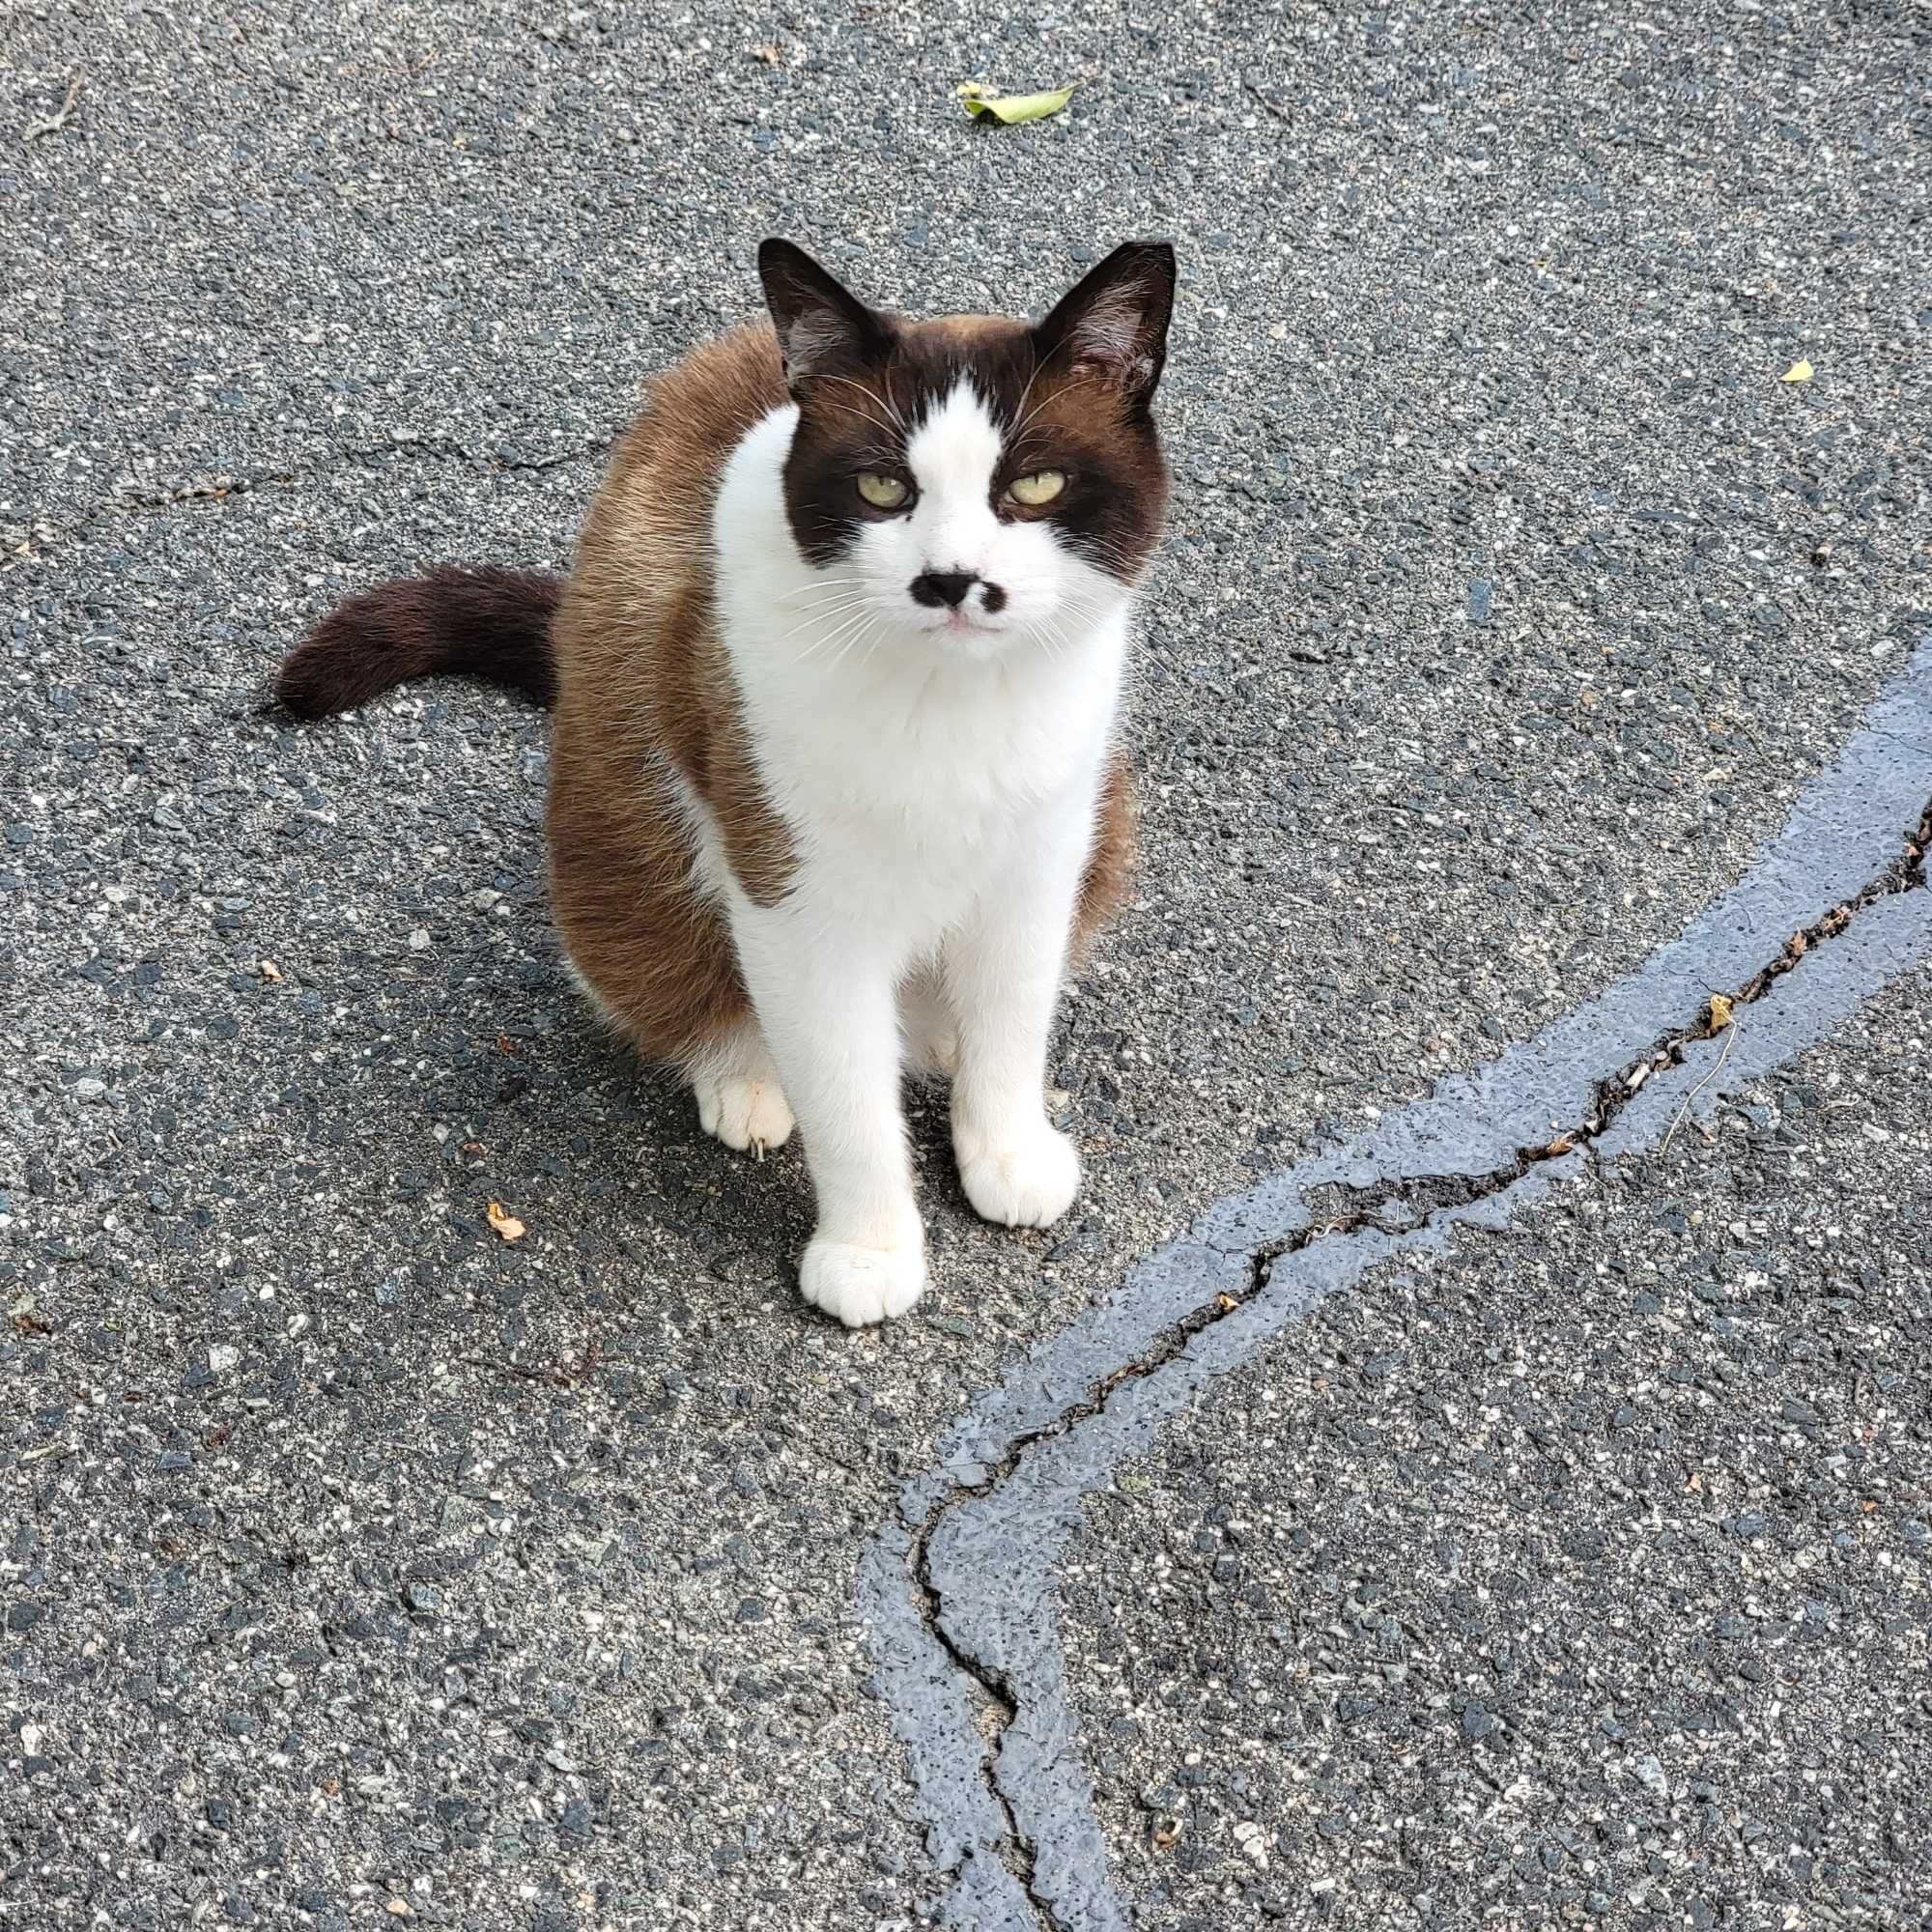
275 564 564 717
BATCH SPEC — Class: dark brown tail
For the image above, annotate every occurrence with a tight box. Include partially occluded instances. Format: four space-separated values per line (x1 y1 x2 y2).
275 564 564 718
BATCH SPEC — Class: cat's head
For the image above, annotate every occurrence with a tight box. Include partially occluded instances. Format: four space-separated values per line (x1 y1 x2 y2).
757 238 1175 659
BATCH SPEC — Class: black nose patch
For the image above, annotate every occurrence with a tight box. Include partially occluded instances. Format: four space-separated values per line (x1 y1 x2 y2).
911 570 977 610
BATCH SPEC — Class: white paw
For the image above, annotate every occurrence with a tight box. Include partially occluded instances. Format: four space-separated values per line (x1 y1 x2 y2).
695 1071 795 1155
800 1236 927 1327
956 1121 1081 1229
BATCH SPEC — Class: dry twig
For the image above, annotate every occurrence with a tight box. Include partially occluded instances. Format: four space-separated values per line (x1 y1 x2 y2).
25 74 83 142
1661 1020 1740 1155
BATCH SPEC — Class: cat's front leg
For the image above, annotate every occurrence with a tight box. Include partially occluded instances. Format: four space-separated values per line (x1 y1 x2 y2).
944 812 1089 1232
730 906 925 1326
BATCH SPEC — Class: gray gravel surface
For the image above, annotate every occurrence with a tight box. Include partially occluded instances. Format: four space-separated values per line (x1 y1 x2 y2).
3 1 1928 1928
1062 966 1932 1931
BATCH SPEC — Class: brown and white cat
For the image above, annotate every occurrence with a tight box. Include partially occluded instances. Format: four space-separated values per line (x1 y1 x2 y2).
279 239 1176 1324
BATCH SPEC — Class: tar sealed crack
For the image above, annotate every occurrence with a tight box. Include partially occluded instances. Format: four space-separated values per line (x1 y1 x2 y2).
1305 792 1931 1234
908 1520 1051 1916
903 790 1932 1931
7 432 613 563
903 1276 1264 1922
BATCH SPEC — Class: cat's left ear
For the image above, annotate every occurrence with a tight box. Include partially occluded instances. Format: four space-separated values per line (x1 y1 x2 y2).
1035 242 1177 407
757 238 892 388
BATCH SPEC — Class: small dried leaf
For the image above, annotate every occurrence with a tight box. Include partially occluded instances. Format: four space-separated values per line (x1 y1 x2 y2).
496 1033 519 1055
1216 1293 1237 1313
1786 930 1808 958
486 1201 526 1243
1544 1134 1576 1157
1707 993 1734 1034
957 78 1081 124
1781 359 1813 384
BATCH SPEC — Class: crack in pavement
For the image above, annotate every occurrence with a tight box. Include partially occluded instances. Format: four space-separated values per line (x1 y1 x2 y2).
859 638 1932 1931
1302 794 1930 1238
910 1520 1042 1911
3 431 613 567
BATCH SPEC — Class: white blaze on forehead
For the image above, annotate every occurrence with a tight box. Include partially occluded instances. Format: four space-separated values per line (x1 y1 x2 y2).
904 378 1004 561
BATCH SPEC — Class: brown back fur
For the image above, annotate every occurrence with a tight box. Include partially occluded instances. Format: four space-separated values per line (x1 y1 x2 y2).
544 325 792 1061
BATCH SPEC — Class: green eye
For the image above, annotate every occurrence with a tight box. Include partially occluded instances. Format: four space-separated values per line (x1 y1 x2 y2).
1006 469 1066 507
857 472 910 510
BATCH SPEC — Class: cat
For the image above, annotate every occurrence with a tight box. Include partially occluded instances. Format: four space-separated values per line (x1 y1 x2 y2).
277 238 1176 1325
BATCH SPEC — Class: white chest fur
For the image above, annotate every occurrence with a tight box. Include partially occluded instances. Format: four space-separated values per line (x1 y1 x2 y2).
712 403 1131 952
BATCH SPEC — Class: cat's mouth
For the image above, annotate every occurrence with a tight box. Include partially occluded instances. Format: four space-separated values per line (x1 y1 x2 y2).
920 607 1004 639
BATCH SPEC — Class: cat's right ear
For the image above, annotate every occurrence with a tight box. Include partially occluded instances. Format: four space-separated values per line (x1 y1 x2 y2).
757 240 891 387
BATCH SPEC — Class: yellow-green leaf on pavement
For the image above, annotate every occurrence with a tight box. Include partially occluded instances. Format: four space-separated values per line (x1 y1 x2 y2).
1781 359 1813 383
957 79 1080 124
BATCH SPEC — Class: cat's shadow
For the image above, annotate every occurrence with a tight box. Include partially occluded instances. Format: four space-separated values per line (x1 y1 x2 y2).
304 910 998 1341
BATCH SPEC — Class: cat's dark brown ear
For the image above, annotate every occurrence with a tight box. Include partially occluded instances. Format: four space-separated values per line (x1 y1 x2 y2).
1035 242 1177 407
757 239 891 387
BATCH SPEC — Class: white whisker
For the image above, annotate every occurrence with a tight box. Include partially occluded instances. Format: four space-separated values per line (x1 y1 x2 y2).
818 371 906 433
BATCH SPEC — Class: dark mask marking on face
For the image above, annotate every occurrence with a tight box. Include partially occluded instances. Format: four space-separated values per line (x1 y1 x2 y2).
757 240 1177 582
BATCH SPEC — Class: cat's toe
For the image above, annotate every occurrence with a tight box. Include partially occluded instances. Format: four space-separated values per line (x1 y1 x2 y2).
956 1122 1081 1229
800 1237 926 1327
696 1074 796 1155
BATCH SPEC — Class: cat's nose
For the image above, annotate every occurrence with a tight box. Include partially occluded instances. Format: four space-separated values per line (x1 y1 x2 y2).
910 571 1009 614
910 570 978 610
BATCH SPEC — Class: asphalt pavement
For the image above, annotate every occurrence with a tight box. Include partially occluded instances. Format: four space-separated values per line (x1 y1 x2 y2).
3 4 1929 1929
1065 969 1932 1929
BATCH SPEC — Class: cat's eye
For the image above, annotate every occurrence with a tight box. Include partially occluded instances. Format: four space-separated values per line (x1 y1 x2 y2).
1006 469 1066 507
856 472 910 511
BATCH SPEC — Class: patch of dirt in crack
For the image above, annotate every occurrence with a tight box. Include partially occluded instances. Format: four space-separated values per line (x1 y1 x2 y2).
5 433 613 564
